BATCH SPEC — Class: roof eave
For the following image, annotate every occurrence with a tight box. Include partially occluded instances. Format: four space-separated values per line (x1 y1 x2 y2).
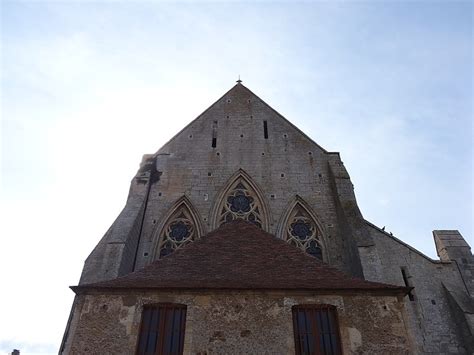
71 285 411 297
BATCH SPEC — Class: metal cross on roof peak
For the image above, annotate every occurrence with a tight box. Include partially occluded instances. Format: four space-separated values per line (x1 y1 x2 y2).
236 75 242 84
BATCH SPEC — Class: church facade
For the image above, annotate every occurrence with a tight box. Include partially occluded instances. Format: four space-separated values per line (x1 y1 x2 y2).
61 83 473 354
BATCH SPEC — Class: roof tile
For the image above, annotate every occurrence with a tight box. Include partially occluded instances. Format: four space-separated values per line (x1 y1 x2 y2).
73 221 408 294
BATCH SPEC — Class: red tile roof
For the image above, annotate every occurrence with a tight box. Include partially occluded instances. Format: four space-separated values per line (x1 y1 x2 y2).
72 220 409 294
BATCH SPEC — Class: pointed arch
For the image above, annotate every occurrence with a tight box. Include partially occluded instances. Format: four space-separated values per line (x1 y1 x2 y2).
211 169 270 231
277 196 327 261
152 196 204 260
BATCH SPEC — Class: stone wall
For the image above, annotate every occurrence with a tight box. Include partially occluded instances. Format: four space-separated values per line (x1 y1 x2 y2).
71 83 474 354
130 84 363 277
359 223 471 354
64 290 410 354
433 230 474 295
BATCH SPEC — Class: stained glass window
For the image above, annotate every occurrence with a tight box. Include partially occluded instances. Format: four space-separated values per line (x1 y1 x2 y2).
218 179 264 228
158 207 197 259
286 205 324 260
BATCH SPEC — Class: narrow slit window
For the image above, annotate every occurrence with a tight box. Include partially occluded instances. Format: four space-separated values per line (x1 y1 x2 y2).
401 267 415 301
212 121 218 148
263 120 268 139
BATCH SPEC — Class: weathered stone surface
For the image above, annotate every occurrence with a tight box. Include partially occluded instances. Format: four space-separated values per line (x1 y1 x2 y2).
130 83 364 278
64 83 473 354
65 291 410 355
359 223 473 354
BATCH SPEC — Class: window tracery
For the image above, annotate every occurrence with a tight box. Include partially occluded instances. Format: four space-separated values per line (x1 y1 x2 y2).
157 206 198 259
218 179 264 228
285 205 323 260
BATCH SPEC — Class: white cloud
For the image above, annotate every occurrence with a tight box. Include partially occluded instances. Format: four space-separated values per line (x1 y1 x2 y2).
1 2 471 353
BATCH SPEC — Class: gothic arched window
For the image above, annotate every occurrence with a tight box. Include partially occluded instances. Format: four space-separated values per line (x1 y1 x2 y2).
214 171 268 230
156 198 202 259
283 201 324 260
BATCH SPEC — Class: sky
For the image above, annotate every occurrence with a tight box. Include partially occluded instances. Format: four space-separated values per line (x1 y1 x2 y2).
1 1 472 353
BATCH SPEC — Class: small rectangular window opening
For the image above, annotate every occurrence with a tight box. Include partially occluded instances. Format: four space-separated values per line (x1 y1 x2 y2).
401 267 415 301
263 120 268 139
211 137 217 148
136 304 187 355
292 305 342 355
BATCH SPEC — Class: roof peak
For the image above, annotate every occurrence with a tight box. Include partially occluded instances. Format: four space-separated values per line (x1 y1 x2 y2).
73 221 409 295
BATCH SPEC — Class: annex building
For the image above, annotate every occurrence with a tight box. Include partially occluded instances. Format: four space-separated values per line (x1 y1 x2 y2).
61 82 473 354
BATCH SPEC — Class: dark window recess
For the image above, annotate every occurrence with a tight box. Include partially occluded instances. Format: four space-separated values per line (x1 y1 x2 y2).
401 268 415 301
263 121 268 139
212 121 218 148
136 304 187 355
292 305 342 355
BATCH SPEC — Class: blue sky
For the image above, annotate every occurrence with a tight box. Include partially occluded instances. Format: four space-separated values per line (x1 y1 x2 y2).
1 1 472 353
